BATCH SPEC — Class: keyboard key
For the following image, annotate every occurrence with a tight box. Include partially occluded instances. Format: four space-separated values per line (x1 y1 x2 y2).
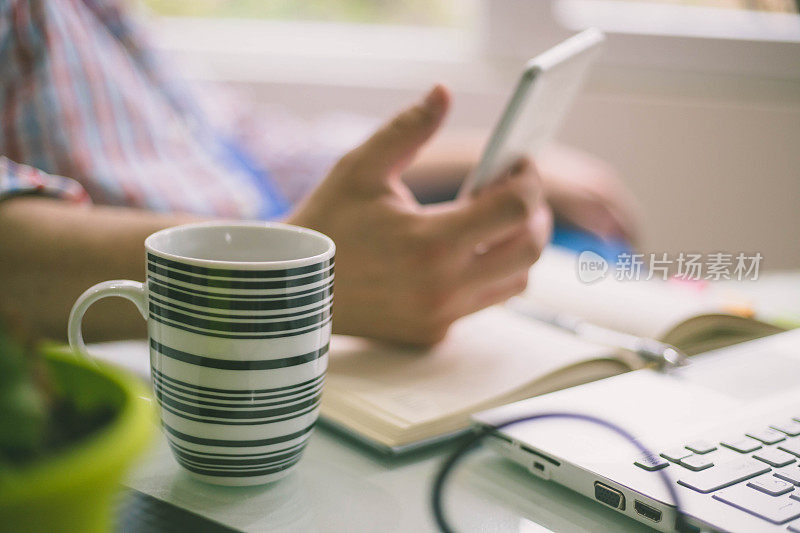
747 475 793 496
770 421 800 437
634 453 669 471
685 440 717 454
779 440 800 458
787 520 800 532
753 448 796 468
721 437 762 453
677 457 770 494
679 455 714 472
747 429 786 445
775 468 800 486
713 484 800 524
660 447 692 462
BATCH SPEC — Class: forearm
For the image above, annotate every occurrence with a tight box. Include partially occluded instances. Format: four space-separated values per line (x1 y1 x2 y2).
0 198 200 342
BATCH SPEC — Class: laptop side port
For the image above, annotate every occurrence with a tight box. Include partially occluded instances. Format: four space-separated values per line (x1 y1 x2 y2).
490 431 513 445
594 482 625 510
519 444 561 466
527 459 550 479
634 500 662 523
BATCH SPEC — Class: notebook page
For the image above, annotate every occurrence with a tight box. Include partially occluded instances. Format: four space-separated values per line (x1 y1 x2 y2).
324 306 607 427
523 247 719 339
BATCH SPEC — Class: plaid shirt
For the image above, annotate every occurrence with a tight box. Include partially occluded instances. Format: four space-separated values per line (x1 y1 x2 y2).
0 0 371 217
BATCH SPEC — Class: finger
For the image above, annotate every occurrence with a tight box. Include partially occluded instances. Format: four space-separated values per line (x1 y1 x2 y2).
565 195 638 246
454 271 530 321
423 160 544 251
462 201 552 286
599 205 635 243
560 204 622 241
604 188 642 246
344 85 450 193
485 156 537 190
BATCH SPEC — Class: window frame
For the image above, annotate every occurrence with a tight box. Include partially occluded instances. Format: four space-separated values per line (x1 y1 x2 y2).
483 0 800 81
150 0 800 88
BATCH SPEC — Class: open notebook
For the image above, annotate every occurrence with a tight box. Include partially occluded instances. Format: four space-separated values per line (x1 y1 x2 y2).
523 248 782 355
322 248 783 452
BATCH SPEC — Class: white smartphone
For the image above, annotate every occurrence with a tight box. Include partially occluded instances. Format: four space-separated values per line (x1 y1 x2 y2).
458 28 605 197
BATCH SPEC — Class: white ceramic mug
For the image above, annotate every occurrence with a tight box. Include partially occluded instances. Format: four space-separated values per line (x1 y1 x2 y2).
68 221 335 486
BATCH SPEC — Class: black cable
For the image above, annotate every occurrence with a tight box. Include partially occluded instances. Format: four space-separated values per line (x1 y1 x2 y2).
431 411 691 533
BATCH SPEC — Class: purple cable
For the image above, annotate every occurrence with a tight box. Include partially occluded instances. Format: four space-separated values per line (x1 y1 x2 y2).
431 412 689 532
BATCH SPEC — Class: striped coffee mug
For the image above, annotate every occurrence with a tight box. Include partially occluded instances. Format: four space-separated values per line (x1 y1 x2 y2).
68 221 335 486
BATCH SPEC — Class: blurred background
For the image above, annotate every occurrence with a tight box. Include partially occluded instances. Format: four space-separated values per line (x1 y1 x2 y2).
142 0 800 267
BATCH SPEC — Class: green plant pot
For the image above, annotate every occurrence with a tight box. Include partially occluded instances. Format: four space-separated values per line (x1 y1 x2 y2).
0 347 156 532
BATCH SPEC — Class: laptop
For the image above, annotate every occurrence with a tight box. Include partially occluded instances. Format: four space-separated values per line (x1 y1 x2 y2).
473 329 800 532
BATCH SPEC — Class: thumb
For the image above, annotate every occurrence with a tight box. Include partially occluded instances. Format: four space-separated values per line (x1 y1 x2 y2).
345 85 450 192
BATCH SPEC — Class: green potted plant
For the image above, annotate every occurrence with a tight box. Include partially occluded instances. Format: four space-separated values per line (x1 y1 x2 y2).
0 323 155 532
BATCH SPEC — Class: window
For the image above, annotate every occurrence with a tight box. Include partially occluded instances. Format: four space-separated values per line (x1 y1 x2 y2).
144 0 483 91
480 0 800 82
146 0 800 89
141 0 478 27
552 0 800 42
617 0 797 13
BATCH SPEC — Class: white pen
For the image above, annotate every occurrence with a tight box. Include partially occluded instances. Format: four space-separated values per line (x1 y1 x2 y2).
507 298 690 369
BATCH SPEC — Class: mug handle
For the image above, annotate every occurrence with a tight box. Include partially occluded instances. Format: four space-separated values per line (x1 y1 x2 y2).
68 280 148 360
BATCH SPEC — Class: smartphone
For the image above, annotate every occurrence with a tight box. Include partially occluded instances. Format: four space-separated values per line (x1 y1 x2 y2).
458 28 605 197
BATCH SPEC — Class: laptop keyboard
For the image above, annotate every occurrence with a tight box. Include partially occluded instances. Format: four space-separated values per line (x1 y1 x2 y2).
634 418 800 528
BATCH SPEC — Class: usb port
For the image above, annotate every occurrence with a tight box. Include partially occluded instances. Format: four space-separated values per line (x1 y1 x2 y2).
634 500 662 523
594 482 625 510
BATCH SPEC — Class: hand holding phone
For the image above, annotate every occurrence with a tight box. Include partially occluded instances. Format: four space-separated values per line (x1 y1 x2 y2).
459 28 605 197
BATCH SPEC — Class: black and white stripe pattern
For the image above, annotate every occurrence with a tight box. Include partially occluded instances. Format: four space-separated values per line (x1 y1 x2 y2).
146 251 333 485
146 253 334 339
